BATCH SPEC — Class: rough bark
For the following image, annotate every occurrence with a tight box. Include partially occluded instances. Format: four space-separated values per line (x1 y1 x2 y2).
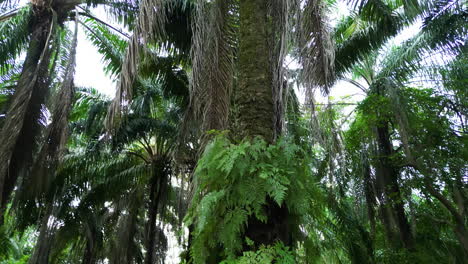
237 0 275 142
237 0 290 249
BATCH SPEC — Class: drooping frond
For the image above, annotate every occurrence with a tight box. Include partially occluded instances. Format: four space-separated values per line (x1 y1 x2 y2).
349 50 378 86
299 0 335 94
108 190 143 264
0 6 31 74
81 17 127 78
27 200 62 264
420 0 467 54
0 0 19 11
100 0 140 29
0 10 58 210
269 0 297 135
105 0 173 131
0 60 20 84
26 13 79 198
189 0 236 133
138 54 189 105
377 2 467 86
334 2 402 76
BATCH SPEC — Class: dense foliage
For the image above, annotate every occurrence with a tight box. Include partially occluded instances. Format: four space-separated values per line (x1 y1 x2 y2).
0 0 466 263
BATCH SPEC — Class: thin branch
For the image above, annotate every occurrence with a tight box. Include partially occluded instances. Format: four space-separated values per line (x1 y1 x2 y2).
77 7 130 39
343 77 368 93
407 162 465 226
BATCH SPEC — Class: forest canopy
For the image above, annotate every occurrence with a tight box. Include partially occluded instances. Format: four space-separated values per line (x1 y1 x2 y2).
0 0 466 263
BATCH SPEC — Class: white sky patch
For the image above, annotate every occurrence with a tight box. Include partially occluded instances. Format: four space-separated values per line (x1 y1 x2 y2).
75 6 117 97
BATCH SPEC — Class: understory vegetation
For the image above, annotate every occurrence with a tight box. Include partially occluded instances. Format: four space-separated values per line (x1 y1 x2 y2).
0 0 466 263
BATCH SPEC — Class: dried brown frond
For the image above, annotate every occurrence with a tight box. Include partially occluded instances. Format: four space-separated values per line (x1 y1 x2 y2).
26 12 79 198
189 0 237 136
0 12 57 210
27 198 61 264
268 0 298 136
299 0 335 95
105 0 171 132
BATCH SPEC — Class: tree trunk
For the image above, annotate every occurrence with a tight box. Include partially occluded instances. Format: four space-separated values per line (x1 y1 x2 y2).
237 0 290 249
363 162 376 239
374 123 414 250
82 239 98 264
28 203 56 264
237 0 275 142
455 223 468 258
144 165 164 264
0 5 55 222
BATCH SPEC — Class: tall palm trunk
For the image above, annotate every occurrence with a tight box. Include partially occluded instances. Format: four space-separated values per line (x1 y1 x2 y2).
237 0 274 142
374 122 414 250
144 162 166 264
363 160 376 239
28 201 57 264
237 0 290 248
0 4 55 223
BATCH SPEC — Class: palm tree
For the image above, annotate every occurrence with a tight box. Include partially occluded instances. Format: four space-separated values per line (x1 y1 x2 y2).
0 0 126 224
104 0 436 261
0 0 78 221
341 0 467 253
43 7 191 259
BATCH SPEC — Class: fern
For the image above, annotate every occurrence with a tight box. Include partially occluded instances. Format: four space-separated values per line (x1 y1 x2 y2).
220 242 296 264
185 135 324 263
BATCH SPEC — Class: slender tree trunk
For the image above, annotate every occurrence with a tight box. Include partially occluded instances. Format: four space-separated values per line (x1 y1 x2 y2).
363 162 376 239
237 0 290 248
28 203 56 264
82 238 97 264
375 123 414 250
0 5 55 222
455 224 468 257
144 165 164 264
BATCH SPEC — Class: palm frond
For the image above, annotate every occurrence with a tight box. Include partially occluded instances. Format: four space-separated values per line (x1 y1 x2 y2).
0 0 19 11
27 14 79 198
108 188 144 264
138 54 189 105
0 6 31 74
299 0 335 94
377 3 467 86
0 11 58 210
105 0 172 131
420 0 467 54
189 0 236 133
99 0 140 29
81 17 127 78
334 3 402 76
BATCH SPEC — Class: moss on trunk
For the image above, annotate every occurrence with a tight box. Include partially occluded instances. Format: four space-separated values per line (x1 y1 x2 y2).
237 0 274 142
237 0 291 250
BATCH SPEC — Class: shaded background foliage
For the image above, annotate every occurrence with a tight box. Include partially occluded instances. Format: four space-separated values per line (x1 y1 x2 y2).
0 0 466 263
